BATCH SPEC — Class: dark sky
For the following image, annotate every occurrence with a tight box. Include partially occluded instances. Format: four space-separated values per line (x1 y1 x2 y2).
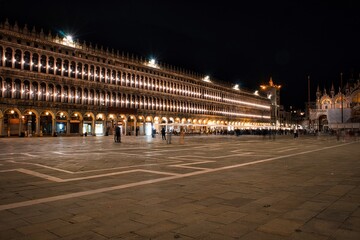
1 0 360 109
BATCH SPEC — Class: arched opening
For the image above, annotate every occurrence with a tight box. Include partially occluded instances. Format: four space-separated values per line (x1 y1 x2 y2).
70 112 81 134
55 111 68 135
14 79 21 99
4 78 12 98
40 111 53 136
55 58 62 75
126 115 136 136
4 109 20 136
83 113 94 136
23 51 30 70
14 49 21 69
63 60 69 77
318 115 328 132
95 113 105 136
40 55 46 73
21 109 38 137
48 56 54 74
32 53 39 72
5 47 12 67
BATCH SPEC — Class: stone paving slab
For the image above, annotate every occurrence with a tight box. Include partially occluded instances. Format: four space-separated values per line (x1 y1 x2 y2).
0 135 359 239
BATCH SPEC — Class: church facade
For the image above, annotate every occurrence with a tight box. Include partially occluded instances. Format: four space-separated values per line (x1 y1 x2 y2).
309 77 360 131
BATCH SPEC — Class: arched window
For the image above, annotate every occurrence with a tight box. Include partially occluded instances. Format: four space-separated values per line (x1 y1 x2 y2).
38 83 46 101
4 78 12 98
63 60 69 77
76 87 82 104
83 89 89 105
70 61 75 78
84 64 89 80
56 58 62 75
100 68 105 82
112 70 116 85
55 85 61 102
32 53 39 72
89 90 94 105
32 82 39 101
95 67 100 82
40 55 46 73
14 79 21 99
63 86 69 103
5 48 13 67
90 65 94 81
23 51 30 70
23 81 30 100
48 84 54 102
95 90 100 105
105 92 110 106
77 63 83 79
48 57 54 74
14 49 21 69
106 69 111 84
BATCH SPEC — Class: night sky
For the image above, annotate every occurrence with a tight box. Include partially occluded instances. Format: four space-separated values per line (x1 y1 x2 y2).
1 0 360 109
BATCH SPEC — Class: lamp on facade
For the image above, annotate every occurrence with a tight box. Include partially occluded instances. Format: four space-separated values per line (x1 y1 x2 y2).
146 58 159 68
203 75 211 83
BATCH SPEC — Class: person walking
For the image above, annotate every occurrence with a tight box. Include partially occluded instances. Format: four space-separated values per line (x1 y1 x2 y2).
161 127 166 140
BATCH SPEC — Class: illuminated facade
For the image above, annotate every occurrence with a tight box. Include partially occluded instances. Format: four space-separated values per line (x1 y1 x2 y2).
0 19 271 137
310 77 360 130
259 77 281 128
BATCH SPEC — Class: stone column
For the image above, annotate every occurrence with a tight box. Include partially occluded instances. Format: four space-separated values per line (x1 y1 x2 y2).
79 120 83 135
35 115 40 136
66 119 70 135
52 117 56 136
92 119 95 136
18 116 23 136
123 120 127 136
0 117 3 137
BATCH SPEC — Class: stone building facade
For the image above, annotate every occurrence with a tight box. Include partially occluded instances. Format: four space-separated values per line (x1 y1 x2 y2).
0 19 271 137
309 77 360 131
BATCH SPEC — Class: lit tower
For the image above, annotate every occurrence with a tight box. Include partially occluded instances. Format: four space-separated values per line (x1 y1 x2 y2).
260 77 281 129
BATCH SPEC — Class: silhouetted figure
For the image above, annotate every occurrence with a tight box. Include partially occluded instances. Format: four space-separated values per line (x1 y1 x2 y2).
161 127 166 140
115 126 121 143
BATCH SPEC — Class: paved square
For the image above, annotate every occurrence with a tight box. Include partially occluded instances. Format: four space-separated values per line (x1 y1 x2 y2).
0 134 359 239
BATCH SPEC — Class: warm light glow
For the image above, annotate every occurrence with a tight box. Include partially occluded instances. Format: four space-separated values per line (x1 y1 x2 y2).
146 58 159 68
66 35 73 42
233 84 240 90
203 75 211 82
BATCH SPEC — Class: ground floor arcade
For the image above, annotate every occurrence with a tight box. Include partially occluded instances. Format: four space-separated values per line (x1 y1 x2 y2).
0 107 271 137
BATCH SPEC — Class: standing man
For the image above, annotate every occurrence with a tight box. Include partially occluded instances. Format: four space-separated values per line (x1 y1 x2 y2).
115 126 121 143
161 127 166 140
